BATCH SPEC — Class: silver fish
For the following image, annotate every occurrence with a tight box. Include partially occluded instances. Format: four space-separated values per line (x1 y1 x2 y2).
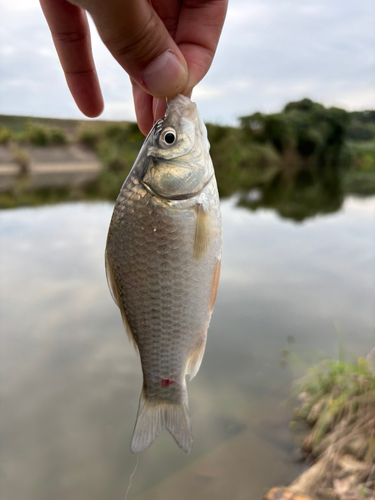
105 95 222 453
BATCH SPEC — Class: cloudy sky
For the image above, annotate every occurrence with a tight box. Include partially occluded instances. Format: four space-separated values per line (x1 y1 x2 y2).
0 0 374 124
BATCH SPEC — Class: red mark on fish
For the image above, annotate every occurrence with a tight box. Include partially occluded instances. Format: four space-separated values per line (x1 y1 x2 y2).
160 378 174 387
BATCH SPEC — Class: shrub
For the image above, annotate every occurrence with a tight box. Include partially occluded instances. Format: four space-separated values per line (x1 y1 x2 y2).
79 128 102 150
27 125 50 146
104 122 143 144
0 126 13 144
104 124 129 143
50 129 68 145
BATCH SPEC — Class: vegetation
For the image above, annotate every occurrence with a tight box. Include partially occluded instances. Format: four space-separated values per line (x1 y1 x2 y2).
79 122 144 200
1 99 375 218
287 356 375 499
293 358 375 449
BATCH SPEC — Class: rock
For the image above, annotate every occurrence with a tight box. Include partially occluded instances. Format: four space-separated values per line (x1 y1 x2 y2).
333 475 356 496
338 454 368 472
344 436 369 460
289 458 328 495
263 487 313 500
315 487 340 499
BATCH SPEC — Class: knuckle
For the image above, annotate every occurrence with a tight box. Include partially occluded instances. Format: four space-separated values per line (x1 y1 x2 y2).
160 16 178 36
183 0 226 8
104 15 164 64
64 68 95 77
52 30 89 45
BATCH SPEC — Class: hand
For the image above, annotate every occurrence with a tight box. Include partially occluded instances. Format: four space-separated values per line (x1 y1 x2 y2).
40 0 228 135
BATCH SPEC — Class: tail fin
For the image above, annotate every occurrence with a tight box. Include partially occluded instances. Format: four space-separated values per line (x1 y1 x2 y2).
131 391 192 454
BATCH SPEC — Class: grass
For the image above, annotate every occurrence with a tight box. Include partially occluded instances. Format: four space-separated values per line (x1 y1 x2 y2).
287 354 375 499
293 358 375 446
291 355 375 486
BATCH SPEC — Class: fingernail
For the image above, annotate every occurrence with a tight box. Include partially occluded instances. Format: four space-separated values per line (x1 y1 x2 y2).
142 50 187 97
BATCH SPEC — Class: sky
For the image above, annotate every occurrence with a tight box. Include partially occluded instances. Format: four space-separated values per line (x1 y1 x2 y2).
0 0 374 124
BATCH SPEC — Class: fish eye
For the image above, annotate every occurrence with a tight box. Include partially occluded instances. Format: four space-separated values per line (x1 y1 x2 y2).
160 128 176 147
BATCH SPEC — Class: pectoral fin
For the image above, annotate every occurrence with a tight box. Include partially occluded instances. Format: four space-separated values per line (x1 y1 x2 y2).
193 204 211 260
210 260 221 312
105 250 138 351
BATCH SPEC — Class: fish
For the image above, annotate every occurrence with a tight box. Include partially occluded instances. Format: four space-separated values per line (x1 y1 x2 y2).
105 95 222 454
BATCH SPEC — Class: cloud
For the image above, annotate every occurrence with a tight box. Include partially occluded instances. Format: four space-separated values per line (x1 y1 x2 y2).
193 85 223 100
0 0 374 123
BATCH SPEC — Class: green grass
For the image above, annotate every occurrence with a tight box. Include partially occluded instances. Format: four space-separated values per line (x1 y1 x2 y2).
292 358 375 448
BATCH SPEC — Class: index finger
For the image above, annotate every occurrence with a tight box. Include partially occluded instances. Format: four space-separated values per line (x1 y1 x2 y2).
175 0 228 93
40 0 103 117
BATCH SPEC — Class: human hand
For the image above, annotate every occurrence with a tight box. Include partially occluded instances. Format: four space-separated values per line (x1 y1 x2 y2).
40 0 228 135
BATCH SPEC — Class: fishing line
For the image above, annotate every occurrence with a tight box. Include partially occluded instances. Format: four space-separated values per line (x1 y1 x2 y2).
124 454 140 500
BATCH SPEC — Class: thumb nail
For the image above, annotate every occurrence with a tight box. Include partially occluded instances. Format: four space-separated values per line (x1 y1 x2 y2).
142 50 187 98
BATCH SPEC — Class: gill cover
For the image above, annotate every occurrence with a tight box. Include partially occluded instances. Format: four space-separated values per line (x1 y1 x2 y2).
142 95 213 200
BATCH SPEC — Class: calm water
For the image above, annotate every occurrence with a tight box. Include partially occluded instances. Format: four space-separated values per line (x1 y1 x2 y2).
1 196 374 500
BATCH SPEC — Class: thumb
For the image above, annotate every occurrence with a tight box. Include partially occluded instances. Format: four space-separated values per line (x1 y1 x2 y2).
84 0 188 99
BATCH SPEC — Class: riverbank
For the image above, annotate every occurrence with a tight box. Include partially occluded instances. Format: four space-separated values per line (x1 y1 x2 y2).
265 357 375 500
1 100 375 221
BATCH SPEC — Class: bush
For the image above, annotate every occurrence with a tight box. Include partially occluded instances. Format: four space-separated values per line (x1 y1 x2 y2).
104 122 143 144
0 126 13 144
126 122 143 142
347 124 375 142
104 124 129 143
50 129 68 145
206 124 231 145
79 128 102 150
27 125 50 146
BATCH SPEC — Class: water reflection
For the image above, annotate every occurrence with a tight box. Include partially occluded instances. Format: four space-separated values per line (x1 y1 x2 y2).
237 169 344 222
0 197 374 500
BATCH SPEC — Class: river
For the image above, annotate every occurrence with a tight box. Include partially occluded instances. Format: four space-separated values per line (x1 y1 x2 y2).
1 195 374 500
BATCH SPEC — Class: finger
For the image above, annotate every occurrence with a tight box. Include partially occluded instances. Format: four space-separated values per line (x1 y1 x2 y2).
176 0 228 93
40 0 104 117
150 0 181 38
86 0 188 99
132 83 154 136
133 0 179 134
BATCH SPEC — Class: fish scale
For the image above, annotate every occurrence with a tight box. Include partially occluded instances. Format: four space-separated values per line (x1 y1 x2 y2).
105 95 222 453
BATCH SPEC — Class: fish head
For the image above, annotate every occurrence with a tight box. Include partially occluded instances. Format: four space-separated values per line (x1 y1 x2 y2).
142 95 213 201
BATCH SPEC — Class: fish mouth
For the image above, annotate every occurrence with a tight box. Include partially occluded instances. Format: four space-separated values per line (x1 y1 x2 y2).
142 174 213 202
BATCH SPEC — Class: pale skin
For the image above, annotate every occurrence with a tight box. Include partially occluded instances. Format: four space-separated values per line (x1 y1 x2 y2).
39 0 228 135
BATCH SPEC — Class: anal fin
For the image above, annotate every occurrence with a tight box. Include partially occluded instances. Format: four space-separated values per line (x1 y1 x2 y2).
186 335 207 380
